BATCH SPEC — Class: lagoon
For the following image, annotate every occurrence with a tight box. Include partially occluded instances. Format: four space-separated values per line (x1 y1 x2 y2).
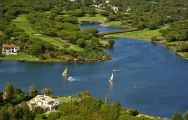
0 24 188 117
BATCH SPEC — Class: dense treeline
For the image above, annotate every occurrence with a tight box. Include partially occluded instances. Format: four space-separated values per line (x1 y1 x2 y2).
109 0 188 55
1 83 188 120
110 0 188 30
0 83 151 120
0 0 111 62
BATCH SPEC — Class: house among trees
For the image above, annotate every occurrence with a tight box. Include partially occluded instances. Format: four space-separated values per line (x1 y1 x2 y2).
2 44 19 55
27 95 59 112
111 6 119 12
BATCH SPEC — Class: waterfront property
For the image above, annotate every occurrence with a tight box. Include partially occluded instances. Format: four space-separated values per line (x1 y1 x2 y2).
2 44 19 55
27 95 58 111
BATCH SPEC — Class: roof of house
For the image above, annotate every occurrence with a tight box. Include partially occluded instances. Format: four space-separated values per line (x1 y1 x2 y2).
2 44 17 48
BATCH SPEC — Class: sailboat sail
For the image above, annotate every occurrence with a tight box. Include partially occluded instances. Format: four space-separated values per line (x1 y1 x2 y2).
109 72 114 82
62 67 68 76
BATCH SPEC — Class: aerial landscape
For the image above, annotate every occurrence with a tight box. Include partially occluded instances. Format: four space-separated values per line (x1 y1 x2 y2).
0 0 188 119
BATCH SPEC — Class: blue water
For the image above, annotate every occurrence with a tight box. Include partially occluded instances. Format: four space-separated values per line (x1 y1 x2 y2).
80 23 123 32
0 24 188 118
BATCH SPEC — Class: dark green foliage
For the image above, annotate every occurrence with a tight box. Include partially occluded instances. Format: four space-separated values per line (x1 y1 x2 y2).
148 22 158 30
70 9 85 17
41 88 53 96
100 11 110 17
184 111 188 120
29 85 38 97
128 109 139 116
172 112 183 120
176 44 188 52
162 21 188 42
111 0 188 30
3 83 14 101
108 39 115 47
48 112 60 120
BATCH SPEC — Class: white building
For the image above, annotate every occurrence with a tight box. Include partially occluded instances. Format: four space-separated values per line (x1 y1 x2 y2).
27 95 59 111
2 44 19 55
105 0 110 4
111 6 119 12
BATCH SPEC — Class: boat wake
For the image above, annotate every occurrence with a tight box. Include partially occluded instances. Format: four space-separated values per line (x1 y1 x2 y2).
113 69 120 72
67 76 79 82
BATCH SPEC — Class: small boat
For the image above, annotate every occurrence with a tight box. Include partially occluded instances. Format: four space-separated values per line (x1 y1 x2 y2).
62 67 68 76
109 72 114 82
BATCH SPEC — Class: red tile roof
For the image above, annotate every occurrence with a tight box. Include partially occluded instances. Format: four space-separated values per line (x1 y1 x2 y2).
2 44 17 48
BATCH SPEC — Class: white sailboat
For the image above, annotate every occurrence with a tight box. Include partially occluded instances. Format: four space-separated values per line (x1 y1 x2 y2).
109 72 114 82
62 67 68 76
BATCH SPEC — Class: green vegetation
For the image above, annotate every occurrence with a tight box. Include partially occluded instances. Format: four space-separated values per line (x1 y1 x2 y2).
102 21 122 27
78 14 107 23
151 21 188 60
104 27 163 41
0 83 162 120
1 83 188 120
12 15 83 52
0 0 114 63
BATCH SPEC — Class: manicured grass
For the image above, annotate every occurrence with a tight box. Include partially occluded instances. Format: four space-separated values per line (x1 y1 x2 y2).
78 14 107 23
102 21 122 27
12 15 83 52
55 96 81 103
104 25 169 41
100 40 109 46
0 53 68 62
0 53 37 61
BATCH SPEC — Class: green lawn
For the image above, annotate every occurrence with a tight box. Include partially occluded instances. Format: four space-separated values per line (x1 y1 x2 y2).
78 14 107 23
0 53 37 61
0 53 69 62
104 25 169 41
102 21 122 27
12 15 83 52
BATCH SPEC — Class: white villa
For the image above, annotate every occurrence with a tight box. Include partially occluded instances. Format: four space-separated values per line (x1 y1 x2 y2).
105 0 110 4
27 95 59 111
2 44 19 55
111 6 119 12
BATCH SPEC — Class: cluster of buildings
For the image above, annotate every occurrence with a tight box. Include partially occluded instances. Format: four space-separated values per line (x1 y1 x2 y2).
27 95 59 112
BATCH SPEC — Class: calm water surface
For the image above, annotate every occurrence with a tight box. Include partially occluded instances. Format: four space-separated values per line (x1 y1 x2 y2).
0 25 188 117
80 23 123 32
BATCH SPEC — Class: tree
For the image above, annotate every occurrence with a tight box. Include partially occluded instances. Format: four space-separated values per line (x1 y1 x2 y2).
108 39 115 47
41 88 53 96
3 83 14 101
128 109 139 116
80 90 89 98
172 112 183 120
184 111 188 120
47 112 60 120
12 102 34 120
29 85 38 96
30 42 43 55
0 92 3 104
32 106 44 114
148 22 158 30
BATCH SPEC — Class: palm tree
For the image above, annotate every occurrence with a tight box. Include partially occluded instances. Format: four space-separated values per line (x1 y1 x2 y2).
29 85 38 96
41 88 53 96
3 83 14 101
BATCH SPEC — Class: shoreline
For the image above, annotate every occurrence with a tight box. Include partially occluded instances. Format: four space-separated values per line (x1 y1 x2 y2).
0 54 111 64
2 18 188 63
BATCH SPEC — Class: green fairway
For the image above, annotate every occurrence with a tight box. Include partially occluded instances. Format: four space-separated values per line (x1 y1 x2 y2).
78 14 107 23
104 25 169 41
102 21 123 27
12 15 83 52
